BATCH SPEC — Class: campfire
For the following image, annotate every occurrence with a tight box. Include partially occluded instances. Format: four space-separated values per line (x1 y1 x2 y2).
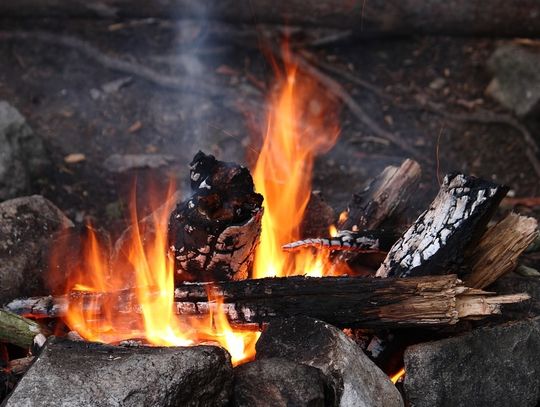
1 7 540 407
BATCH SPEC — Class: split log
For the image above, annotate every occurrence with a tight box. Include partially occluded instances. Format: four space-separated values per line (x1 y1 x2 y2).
5 276 529 329
338 159 421 231
0 1 539 37
464 213 539 289
0 309 44 349
168 151 263 282
376 173 508 278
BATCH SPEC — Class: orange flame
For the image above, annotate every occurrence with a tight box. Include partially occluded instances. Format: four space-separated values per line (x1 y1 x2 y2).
54 184 256 365
53 42 342 366
252 43 340 278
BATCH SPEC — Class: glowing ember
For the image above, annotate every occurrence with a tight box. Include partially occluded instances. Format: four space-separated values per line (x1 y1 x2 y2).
252 42 340 278
390 368 406 384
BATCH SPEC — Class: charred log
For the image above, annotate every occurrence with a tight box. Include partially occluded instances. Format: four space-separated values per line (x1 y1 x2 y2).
168 152 263 282
376 174 508 278
338 159 421 231
6 276 529 329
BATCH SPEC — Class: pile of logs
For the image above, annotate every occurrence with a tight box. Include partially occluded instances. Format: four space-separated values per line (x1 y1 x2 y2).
2 154 537 342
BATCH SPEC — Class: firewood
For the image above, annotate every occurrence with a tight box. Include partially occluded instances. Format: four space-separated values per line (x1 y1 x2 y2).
376 174 508 278
463 213 539 289
0 309 44 349
5 276 529 330
338 159 421 231
168 151 263 282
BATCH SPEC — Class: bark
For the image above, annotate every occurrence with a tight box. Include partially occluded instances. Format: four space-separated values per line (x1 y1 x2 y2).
0 1 539 37
5 275 529 329
464 213 539 289
338 159 421 231
0 309 43 349
376 173 508 278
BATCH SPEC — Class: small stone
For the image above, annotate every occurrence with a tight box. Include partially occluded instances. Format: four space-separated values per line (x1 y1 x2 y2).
233 358 333 407
64 153 86 164
404 317 540 407
101 76 132 94
256 316 403 407
429 78 446 90
4 338 233 407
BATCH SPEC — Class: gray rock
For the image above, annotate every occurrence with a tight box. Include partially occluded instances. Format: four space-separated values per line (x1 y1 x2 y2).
486 44 540 116
0 101 49 201
4 337 233 407
488 272 540 318
256 316 403 407
233 358 332 407
0 195 73 304
103 153 177 173
404 317 540 407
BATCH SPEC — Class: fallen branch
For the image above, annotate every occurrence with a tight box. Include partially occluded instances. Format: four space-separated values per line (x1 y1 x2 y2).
4 275 529 329
0 309 44 349
308 56 540 179
0 30 246 99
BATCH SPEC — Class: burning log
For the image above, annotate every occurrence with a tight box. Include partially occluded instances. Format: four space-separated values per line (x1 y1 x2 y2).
338 159 421 231
0 309 45 349
376 173 508 278
168 152 263 281
464 213 538 289
6 276 529 329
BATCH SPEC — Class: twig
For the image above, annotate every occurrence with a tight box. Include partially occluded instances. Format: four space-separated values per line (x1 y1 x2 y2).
287 51 427 161
310 57 540 178
0 30 244 99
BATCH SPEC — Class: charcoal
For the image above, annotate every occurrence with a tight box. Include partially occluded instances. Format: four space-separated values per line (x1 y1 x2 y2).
4 337 233 407
404 317 540 407
233 358 334 407
0 195 73 304
168 151 263 281
0 101 49 201
256 316 403 407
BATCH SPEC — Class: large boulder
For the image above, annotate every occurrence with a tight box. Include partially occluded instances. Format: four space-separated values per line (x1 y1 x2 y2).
404 317 540 407
0 195 73 304
256 316 403 407
0 101 49 201
4 338 233 406
233 358 333 407
486 44 540 116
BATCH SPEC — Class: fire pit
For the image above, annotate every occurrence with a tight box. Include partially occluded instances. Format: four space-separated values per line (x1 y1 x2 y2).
1 4 540 407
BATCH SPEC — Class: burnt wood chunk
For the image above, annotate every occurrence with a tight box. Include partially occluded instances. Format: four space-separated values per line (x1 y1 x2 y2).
464 213 538 288
376 173 508 278
338 159 421 231
168 151 263 281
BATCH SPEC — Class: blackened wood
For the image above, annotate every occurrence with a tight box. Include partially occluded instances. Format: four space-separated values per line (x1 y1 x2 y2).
464 213 538 289
376 173 508 278
168 151 263 282
5 276 528 329
338 159 421 231
0 1 540 37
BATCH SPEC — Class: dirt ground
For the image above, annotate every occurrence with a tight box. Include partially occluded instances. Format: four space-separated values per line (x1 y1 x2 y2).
0 18 539 236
